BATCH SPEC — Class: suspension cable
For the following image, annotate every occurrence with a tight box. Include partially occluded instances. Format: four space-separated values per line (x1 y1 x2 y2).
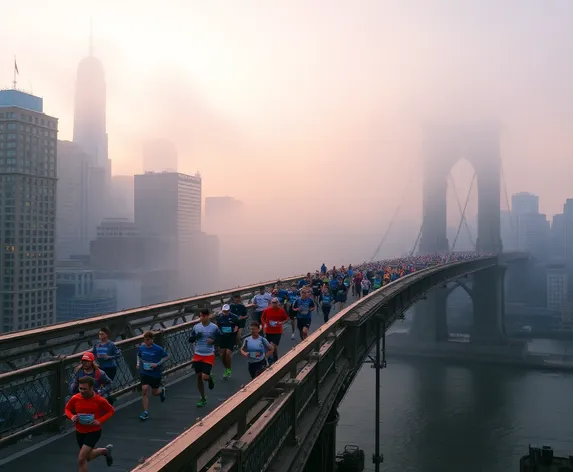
448 174 476 248
410 222 423 256
448 172 476 261
370 162 418 262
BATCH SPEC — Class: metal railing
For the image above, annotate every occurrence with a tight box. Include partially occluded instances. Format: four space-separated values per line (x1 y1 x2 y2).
0 275 303 371
131 255 509 472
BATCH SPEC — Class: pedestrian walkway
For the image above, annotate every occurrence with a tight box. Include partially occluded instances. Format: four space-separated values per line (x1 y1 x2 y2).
0 304 348 472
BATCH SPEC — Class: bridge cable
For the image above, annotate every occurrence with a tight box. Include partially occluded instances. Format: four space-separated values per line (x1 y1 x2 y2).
409 222 423 256
447 172 476 261
448 174 476 248
369 161 418 262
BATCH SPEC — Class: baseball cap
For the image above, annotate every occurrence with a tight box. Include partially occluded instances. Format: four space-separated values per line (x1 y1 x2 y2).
271 297 279 303
81 352 95 362
222 304 231 311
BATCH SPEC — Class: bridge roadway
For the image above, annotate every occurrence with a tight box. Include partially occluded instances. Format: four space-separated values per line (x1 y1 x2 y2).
0 312 338 471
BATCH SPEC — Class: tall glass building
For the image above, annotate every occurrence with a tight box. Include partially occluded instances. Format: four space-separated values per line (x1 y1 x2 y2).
0 89 58 332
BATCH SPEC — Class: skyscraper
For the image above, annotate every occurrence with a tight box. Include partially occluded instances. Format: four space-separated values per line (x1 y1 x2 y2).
56 140 90 257
134 172 202 238
0 89 58 332
72 33 111 241
73 42 108 168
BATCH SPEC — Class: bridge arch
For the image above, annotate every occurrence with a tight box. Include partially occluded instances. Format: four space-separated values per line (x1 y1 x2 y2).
418 122 502 255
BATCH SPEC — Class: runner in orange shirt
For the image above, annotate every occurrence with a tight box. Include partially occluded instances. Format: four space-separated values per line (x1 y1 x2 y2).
261 297 290 363
64 376 115 471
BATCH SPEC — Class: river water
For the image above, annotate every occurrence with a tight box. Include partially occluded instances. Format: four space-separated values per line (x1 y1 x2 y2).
336 339 573 472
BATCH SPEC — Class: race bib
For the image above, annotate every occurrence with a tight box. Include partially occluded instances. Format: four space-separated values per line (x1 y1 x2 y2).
222 326 233 334
78 413 94 425
249 351 261 359
143 362 153 371
269 321 278 327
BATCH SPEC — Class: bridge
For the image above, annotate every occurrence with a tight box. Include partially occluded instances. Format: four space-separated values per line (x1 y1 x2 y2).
0 253 527 472
0 123 532 471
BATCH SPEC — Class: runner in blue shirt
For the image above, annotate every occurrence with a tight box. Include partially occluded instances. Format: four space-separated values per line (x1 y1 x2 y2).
319 285 334 323
292 289 316 340
136 331 168 421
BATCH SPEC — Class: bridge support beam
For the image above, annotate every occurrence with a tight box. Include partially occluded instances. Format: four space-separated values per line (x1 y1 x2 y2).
471 265 507 345
410 287 449 343
304 407 339 472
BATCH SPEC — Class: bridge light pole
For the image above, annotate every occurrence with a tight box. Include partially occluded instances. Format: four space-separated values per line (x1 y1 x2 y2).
366 310 387 471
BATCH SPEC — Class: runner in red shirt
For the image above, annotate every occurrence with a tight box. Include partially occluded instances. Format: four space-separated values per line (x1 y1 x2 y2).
64 376 115 471
261 297 290 363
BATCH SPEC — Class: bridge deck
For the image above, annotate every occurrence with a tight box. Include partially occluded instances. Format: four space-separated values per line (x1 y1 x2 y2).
0 315 332 472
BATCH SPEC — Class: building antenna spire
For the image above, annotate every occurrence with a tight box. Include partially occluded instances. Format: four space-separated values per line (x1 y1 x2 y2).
89 17 94 56
12 56 19 90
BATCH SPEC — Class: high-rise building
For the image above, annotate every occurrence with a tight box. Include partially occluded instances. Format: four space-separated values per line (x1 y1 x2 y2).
56 140 90 257
517 213 550 260
134 171 220 296
142 139 178 173
72 41 111 239
546 262 568 310
550 213 566 260
0 89 58 332
89 219 178 309
73 47 108 169
511 192 539 217
134 171 202 238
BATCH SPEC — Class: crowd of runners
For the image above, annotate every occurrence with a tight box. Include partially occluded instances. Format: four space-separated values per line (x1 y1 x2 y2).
64 251 484 471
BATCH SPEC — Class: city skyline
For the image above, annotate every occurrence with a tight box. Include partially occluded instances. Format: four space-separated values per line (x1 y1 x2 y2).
3 2 573 218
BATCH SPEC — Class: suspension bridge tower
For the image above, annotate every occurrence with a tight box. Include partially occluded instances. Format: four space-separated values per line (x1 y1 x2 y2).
410 122 507 345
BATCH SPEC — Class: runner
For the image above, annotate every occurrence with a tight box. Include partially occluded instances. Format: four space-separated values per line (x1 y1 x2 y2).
361 277 371 297
91 327 121 405
286 284 299 340
91 327 121 381
240 321 274 379
260 297 289 363
229 294 248 346
69 352 113 404
216 304 239 378
248 286 272 327
292 288 316 340
188 308 220 407
137 331 168 421
64 376 114 471
319 285 334 323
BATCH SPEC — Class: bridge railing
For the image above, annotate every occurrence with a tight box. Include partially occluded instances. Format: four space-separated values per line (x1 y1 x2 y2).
0 275 303 371
0 277 307 446
133 256 504 472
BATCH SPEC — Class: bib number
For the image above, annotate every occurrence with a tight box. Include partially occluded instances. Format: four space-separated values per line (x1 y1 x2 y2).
143 362 153 371
222 326 233 334
269 321 278 327
249 351 261 359
78 414 94 425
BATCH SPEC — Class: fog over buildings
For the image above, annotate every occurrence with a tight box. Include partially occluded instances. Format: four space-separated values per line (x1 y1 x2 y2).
3 1 573 328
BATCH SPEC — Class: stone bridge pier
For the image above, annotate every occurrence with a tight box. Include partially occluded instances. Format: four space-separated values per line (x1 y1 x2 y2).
410 265 507 345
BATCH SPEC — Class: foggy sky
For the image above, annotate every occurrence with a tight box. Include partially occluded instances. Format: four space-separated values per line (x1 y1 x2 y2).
3 0 573 228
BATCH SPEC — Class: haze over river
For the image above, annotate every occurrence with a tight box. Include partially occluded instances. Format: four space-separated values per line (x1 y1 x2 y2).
337 339 573 472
